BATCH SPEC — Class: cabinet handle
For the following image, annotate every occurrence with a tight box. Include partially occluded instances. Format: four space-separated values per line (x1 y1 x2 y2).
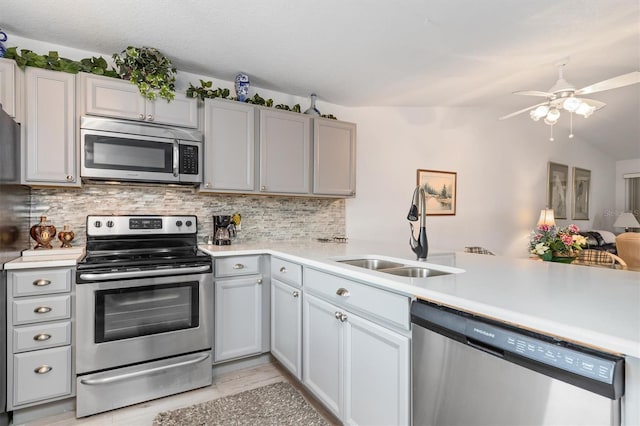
334 311 347 322
257 278 263 284
279 266 287 273
205 182 211 188
34 365 52 374
138 113 144 119
292 291 299 298
33 333 52 341
147 114 153 121
261 185 266 191
336 288 350 297
233 263 245 269
66 175 74 182
34 306 52 314
33 279 51 286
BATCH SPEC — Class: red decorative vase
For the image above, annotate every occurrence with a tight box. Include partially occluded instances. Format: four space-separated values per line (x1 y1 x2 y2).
30 216 56 249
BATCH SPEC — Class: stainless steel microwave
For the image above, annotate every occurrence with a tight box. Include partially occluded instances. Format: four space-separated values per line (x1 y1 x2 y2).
80 116 203 185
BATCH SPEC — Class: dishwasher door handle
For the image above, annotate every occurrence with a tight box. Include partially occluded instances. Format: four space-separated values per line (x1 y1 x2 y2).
467 338 505 359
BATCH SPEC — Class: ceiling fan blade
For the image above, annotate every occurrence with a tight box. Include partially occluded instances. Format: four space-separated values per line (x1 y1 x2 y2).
499 102 548 120
513 90 554 97
576 71 640 95
578 98 607 110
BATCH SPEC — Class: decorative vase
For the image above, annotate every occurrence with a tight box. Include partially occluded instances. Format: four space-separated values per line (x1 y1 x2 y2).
235 73 250 102
58 225 75 248
0 28 7 57
549 251 577 264
304 93 321 116
30 216 56 249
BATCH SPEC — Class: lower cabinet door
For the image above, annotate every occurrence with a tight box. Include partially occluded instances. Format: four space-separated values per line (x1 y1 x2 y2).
214 275 263 362
302 293 343 419
270 278 302 379
12 346 72 407
344 313 410 426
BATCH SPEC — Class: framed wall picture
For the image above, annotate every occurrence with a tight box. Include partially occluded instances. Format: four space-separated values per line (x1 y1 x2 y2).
416 169 457 215
547 162 569 219
572 167 590 220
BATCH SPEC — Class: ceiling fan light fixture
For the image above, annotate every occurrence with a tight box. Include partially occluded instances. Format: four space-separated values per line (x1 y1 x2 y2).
575 102 595 117
562 97 582 112
546 108 561 121
530 105 549 121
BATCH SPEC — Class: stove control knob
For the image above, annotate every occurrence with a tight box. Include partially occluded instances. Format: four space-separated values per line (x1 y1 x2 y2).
94 221 102 228
106 220 114 228
186 220 193 227
176 220 183 227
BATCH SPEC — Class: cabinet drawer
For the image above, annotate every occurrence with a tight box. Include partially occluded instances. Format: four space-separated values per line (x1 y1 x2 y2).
10 268 71 297
13 346 72 407
12 295 72 325
304 268 410 330
215 256 261 277
13 321 72 353
271 257 302 288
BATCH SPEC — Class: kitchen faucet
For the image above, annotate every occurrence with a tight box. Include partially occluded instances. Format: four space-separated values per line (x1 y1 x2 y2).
407 186 429 260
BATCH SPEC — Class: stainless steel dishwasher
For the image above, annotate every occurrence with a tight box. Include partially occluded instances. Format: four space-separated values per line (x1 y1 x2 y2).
411 299 625 426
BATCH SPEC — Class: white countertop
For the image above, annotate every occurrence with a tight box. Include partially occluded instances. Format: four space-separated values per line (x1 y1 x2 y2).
4 247 84 270
200 240 640 358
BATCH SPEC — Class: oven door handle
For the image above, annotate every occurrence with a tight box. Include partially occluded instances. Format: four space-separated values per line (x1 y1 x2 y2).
79 353 211 386
79 264 211 281
173 140 180 177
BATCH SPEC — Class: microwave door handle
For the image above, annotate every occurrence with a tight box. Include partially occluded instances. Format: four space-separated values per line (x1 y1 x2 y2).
173 141 180 177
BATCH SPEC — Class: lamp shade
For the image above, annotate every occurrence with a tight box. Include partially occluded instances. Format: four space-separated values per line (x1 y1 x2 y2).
537 208 556 227
613 212 640 231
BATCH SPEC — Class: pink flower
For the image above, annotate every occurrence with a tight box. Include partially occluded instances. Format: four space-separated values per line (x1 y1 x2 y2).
561 234 573 245
538 224 551 232
568 224 579 233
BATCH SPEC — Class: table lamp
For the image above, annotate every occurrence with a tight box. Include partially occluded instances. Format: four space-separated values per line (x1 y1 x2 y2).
537 208 556 227
613 212 640 232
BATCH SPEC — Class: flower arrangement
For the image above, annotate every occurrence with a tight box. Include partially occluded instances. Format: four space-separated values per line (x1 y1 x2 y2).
529 224 587 262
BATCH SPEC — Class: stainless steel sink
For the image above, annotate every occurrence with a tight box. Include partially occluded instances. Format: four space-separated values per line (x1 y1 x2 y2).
336 258 404 270
379 266 451 278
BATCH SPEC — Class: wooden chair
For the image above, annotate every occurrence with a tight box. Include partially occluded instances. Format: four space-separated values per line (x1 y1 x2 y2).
464 246 495 255
615 232 640 269
575 249 627 269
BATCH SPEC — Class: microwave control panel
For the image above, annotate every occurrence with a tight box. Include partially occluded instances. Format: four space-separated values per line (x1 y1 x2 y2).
180 144 199 175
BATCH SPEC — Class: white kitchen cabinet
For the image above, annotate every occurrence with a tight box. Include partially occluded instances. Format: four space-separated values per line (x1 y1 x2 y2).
0 57 18 118
313 118 357 196
202 98 256 192
303 269 410 425
80 73 199 128
214 255 268 363
259 108 311 194
6 267 74 410
24 67 78 186
270 278 302 380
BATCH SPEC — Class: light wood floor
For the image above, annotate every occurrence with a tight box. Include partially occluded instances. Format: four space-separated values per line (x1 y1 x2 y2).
18 360 340 426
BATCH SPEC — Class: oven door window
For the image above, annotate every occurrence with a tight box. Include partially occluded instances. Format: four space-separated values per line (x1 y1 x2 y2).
84 133 173 173
95 282 199 343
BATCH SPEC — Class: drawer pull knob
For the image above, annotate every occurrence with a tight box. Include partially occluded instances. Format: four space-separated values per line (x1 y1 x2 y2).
34 365 52 374
233 263 245 269
34 306 52 314
34 333 52 341
279 267 287 273
33 279 51 286
336 288 350 297
257 278 263 284
334 311 347 322
147 114 153 121
292 291 299 298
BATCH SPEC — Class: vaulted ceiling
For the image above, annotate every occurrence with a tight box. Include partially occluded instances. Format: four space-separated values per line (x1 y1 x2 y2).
2 0 638 159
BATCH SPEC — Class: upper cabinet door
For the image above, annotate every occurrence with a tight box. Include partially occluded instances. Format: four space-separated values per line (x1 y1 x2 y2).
259 109 311 194
24 68 78 186
202 99 255 192
313 119 357 196
81 73 198 128
0 58 16 118
83 73 145 121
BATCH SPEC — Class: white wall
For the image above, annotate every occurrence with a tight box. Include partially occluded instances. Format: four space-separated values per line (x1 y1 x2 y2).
336 106 618 258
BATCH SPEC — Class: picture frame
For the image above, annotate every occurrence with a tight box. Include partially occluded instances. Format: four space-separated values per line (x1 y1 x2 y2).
547 162 569 219
572 167 590 220
416 169 457 215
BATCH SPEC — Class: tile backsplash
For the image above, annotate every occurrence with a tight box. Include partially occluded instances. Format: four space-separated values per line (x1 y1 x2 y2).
29 184 346 247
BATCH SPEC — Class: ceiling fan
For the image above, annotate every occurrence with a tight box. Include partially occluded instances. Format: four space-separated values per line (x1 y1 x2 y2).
499 60 640 141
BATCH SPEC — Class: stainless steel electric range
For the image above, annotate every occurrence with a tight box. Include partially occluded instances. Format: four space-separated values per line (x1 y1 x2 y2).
75 215 213 418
